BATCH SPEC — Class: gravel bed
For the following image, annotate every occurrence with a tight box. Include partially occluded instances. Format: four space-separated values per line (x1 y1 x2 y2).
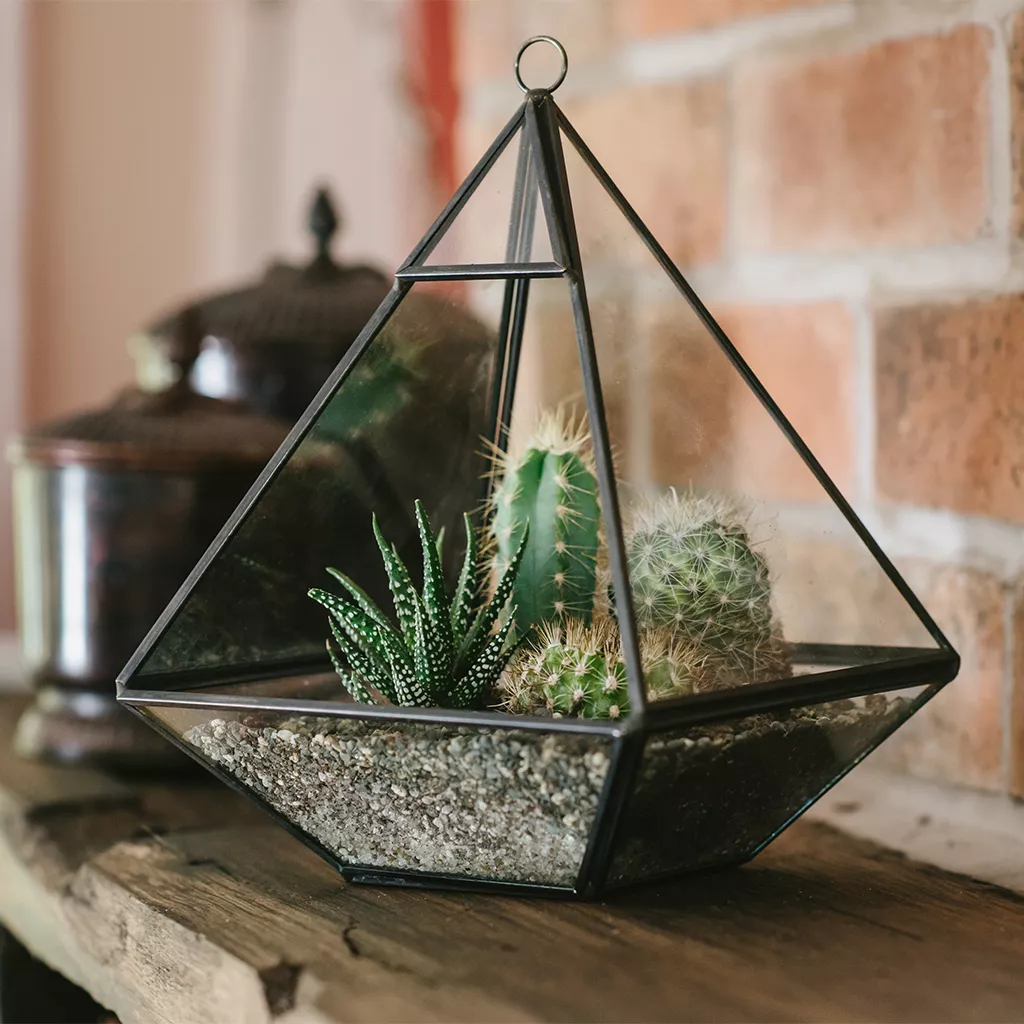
184 716 611 886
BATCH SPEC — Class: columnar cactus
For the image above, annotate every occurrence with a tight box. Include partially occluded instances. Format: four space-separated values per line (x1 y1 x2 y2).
625 491 776 675
490 413 601 637
309 500 527 708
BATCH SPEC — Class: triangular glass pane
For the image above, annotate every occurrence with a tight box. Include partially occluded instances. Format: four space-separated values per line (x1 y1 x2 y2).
132 280 508 689
419 124 556 268
483 275 638 717
557 121 941 707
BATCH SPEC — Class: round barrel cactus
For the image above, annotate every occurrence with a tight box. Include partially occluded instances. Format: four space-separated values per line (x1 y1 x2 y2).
501 618 711 719
626 492 774 672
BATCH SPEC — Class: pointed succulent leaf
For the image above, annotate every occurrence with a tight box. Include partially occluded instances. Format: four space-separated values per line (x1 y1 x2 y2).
326 625 376 705
325 567 392 631
372 516 419 643
458 523 528 667
328 616 397 702
449 514 478 642
308 589 390 677
451 611 519 707
415 501 455 658
402 599 437 706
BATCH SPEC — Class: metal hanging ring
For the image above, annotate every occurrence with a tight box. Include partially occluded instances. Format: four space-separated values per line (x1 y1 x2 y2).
514 36 568 94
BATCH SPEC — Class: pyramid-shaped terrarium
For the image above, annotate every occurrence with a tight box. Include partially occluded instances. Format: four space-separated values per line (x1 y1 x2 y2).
118 37 959 897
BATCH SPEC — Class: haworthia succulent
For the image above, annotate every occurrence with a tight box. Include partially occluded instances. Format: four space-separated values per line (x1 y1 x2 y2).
309 501 526 709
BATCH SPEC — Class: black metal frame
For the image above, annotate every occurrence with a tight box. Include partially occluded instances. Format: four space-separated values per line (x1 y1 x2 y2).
117 78 959 899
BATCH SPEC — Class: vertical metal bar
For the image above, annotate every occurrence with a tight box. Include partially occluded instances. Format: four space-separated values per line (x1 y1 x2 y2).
497 279 531 451
484 126 540 517
556 109 953 657
486 131 534 456
529 92 647 718
525 98 570 269
575 730 644 897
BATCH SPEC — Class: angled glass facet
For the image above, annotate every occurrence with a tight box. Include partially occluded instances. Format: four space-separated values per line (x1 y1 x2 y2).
135 281 507 687
140 702 613 888
606 685 931 886
556 120 943 706
417 122 557 270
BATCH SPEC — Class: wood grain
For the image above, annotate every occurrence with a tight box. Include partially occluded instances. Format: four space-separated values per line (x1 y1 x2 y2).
0 696 1023 1023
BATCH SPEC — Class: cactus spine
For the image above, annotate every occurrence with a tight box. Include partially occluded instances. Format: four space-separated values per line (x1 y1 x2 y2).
490 413 600 636
626 491 775 674
501 618 711 719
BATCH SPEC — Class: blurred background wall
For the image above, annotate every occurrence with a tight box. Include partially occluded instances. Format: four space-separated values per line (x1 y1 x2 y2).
2 0 1024 805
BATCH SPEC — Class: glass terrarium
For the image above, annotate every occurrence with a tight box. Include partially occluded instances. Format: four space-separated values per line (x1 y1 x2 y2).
118 37 959 898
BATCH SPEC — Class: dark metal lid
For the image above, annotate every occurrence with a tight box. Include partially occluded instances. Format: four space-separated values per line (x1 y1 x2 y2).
11 309 290 472
147 188 390 350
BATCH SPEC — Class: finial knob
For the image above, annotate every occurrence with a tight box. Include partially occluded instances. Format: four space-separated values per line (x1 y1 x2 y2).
309 187 340 260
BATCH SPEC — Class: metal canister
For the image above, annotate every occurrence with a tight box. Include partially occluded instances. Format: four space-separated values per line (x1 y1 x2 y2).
9 311 289 768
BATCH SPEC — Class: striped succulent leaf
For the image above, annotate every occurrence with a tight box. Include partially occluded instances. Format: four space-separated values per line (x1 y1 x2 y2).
309 500 525 709
449 513 478 642
458 525 530 667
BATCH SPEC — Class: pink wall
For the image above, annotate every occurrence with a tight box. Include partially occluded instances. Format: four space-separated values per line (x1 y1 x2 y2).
0 0 431 639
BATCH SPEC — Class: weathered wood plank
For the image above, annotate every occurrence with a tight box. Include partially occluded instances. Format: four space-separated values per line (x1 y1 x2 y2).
1 696 1023 1023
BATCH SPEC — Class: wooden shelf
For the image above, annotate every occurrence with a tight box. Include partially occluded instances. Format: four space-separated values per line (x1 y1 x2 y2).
0 695 1022 1023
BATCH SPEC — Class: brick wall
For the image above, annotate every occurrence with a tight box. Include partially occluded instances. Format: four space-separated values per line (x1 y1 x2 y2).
455 0 1024 799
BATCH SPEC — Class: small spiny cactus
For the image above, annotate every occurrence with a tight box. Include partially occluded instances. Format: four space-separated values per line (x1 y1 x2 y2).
625 490 776 676
500 617 711 719
309 500 527 708
490 412 601 636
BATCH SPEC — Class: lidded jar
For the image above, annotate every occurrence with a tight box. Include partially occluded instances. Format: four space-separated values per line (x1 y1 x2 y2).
135 188 391 421
9 309 290 767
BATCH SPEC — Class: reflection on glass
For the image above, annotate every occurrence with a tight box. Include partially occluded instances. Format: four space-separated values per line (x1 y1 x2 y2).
139 285 502 682
557 127 939 704
607 687 927 885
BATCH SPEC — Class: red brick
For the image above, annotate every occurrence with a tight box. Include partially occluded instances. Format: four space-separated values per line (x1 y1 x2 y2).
563 78 727 268
647 297 734 489
720 302 857 502
648 301 856 501
513 282 632 465
876 296 1024 524
734 27 991 253
619 0 830 37
770 539 937 650
1010 12 1024 236
878 565 1006 793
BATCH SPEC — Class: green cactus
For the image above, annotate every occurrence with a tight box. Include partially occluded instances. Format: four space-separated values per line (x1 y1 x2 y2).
625 491 776 674
490 413 601 636
309 500 527 708
500 618 710 720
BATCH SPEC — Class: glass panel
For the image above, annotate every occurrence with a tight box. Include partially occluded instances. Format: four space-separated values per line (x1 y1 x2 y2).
606 686 930 886
482 277 645 718
136 282 504 683
423 125 556 267
144 704 612 888
558 125 939 705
